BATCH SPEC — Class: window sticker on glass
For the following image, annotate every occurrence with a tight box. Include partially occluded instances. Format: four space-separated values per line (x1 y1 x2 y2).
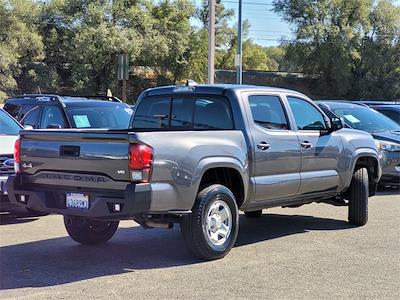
344 114 360 123
73 115 91 128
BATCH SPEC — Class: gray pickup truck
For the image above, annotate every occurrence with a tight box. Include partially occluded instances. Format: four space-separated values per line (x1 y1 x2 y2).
8 84 381 260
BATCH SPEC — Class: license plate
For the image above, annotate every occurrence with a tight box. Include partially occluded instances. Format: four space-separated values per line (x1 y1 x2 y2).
66 193 89 209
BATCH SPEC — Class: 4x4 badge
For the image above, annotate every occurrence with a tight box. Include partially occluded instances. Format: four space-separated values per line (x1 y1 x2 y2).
23 162 33 169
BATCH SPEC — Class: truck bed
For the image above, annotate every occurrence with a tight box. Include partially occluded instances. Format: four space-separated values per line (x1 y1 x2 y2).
10 128 247 217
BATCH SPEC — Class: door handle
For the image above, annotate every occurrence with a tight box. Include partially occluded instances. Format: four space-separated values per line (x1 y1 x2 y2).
301 141 312 149
257 142 271 150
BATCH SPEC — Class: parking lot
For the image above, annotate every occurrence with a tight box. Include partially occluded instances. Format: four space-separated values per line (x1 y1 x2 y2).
0 189 398 299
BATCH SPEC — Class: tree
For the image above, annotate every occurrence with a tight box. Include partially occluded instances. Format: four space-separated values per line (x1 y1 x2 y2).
273 0 400 99
357 0 400 98
35 0 195 98
0 0 44 102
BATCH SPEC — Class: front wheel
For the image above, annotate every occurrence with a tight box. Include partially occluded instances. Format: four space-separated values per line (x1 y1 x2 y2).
348 167 369 226
64 216 119 245
181 184 239 260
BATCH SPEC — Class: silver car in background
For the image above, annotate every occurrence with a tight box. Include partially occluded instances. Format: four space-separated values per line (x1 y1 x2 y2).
0 108 22 201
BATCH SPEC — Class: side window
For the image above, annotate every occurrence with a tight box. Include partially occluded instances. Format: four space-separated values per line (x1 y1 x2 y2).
132 96 171 129
193 97 233 129
16 105 35 121
3 103 21 119
249 95 289 130
21 106 40 128
288 97 326 130
41 106 67 128
380 110 400 124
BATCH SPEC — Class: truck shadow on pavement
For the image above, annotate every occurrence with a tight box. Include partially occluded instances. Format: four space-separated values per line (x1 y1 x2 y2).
0 213 39 225
0 208 40 225
0 213 353 290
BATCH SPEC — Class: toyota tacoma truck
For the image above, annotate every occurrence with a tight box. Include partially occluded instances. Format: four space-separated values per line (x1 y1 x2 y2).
7 84 381 260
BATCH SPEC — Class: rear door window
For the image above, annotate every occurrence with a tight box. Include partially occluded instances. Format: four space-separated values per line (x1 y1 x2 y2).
248 95 289 130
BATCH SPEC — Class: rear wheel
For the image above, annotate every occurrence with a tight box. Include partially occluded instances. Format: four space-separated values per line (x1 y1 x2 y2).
181 184 239 260
348 167 369 226
244 210 262 218
64 216 119 245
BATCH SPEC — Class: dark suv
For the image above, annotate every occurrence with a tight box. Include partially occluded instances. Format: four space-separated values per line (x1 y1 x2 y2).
3 94 133 129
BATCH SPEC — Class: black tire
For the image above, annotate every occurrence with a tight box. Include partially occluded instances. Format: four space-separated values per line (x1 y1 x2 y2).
181 184 239 260
348 167 369 226
244 210 263 218
64 216 119 245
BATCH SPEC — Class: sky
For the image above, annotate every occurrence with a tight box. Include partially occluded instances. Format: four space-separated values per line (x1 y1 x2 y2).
193 0 293 47
193 0 400 47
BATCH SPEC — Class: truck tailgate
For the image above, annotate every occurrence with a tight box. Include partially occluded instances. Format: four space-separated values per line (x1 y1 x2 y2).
19 130 133 186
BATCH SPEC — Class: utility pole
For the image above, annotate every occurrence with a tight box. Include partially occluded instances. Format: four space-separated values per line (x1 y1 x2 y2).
117 53 129 102
122 63 127 102
208 0 216 84
236 0 243 84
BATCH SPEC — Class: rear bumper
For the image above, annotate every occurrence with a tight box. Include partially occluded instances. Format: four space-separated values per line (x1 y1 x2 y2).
7 174 152 220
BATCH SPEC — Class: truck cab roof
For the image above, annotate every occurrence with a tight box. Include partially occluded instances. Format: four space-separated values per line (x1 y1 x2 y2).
142 84 307 98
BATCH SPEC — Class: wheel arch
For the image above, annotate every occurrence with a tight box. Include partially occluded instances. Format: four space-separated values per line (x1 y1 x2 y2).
347 150 381 197
194 157 249 208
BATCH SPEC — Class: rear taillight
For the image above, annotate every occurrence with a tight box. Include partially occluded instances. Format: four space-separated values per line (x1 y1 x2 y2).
14 138 21 173
129 144 153 183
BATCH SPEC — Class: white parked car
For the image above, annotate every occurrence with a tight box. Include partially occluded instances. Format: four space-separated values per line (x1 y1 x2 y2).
0 108 22 201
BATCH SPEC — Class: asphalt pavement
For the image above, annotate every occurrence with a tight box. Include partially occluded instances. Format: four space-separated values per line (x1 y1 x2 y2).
1 189 399 299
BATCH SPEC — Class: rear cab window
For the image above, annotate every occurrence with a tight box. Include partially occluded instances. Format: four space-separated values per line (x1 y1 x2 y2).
131 95 234 130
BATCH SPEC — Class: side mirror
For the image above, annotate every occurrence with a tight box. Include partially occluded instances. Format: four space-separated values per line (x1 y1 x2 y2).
46 124 62 129
23 125 34 130
330 117 344 132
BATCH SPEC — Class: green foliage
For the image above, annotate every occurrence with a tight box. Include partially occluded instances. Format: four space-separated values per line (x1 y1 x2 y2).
2 0 397 102
0 0 44 102
273 0 400 99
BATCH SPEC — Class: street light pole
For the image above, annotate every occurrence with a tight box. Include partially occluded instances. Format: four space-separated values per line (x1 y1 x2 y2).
208 0 215 84
236 0 243 84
